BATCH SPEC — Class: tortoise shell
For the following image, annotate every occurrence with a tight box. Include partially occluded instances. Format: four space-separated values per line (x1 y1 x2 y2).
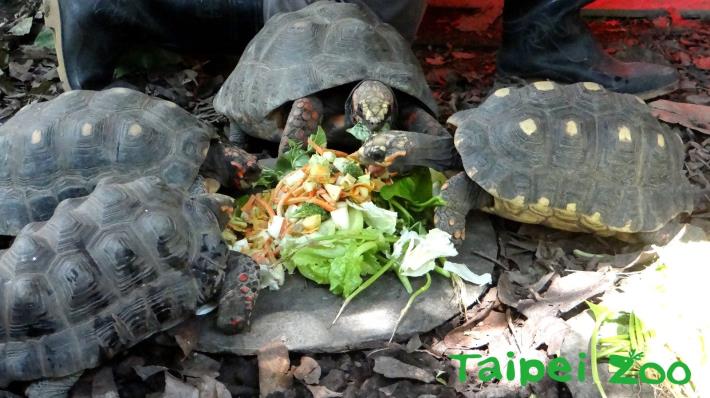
448 81 694 234
213 0 437 142
0 88 215 236
0 177 227 385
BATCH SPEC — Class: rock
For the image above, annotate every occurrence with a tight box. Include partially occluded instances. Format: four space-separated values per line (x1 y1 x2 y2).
197 214 494 354
321 369 348 392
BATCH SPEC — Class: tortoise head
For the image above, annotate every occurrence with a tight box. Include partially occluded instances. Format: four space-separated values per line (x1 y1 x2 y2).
348 80 396 132
355 130 459 175
201 142 261 190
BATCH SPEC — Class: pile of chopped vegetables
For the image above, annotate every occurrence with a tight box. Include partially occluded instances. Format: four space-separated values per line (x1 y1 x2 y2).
222 131 491 330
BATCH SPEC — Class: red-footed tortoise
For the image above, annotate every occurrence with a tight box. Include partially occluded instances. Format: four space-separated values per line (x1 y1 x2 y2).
0 177 259 393
213 1 445 154
357 82 697 243
0 88 259 236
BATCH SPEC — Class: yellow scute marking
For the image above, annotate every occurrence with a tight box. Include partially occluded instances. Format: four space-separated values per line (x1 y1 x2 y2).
494 88 510 97
618 126 632 142
519 119 537 135
584 212 603 225
30 129 42 144
566 203 577 213
565 120 578 136
534 81 555 91
510 195 525 208
81 123 93 136
614 220 634 233
657 134 665 148
537 197 550 207
128 124 143 136
583 82 602 91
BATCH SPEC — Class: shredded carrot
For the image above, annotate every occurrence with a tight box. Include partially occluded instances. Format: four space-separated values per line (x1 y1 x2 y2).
285 197 310 206
279 218 290 238
307 198 336 212
270 180 285 203
276 190 292 217
308 138 325 155
254 195 275 218
241 195 256 213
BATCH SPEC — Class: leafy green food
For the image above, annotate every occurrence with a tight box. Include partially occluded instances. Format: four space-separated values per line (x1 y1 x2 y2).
254 139 312 188
293 203 329 219
308 126 328 150
375 167 447 227
333 158 364 178
255 128 329 188
281 228 393 297
347 122 372 142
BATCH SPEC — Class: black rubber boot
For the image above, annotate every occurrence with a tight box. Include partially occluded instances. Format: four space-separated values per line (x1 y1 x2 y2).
44 0 263 90
497 0 679 99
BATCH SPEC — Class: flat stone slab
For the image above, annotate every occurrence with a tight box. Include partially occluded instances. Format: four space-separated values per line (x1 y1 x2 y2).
197 212 498 355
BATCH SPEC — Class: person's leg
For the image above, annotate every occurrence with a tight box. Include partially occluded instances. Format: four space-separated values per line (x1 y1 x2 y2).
45 0 264 90
497 0 678 98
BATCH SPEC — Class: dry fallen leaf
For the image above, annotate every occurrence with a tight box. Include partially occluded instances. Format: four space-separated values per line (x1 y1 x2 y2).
162 373 199 398
650 99 710 135
306 385 343 398
372 356 435 384
257 341 293 397
444 310 507 349
516 270 617 321
293 356 321 385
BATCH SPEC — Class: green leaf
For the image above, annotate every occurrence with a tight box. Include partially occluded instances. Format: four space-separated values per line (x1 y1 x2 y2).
309 126 328 150
375 167 446 228
346 122 372 142
33 28 55 49
329 250 363 296
281 228 391 297
379 167 433 203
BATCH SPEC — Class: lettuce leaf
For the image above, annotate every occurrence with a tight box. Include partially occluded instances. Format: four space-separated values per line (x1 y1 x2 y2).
374 167 446 228
281 228 392 297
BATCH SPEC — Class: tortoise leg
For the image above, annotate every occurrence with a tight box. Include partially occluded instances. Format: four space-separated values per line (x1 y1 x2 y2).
399 105 450 137
200 141 260 189
216 251 260 334
278 96 324 155
435 172 491 246
25 372 82 398
228 121 248 148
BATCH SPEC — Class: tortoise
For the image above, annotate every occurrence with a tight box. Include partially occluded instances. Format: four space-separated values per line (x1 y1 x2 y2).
357 81 697 243
213 1 446 155
0 87 260 236
0 177 260 393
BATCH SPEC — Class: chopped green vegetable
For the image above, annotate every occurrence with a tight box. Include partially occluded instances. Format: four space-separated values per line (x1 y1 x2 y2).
293 203 329 220
333 158 364 178
308 126 328 150
348 201 398 235
374 167 446 227
281 228 392 297
255 131 325 188
346 122 372 141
